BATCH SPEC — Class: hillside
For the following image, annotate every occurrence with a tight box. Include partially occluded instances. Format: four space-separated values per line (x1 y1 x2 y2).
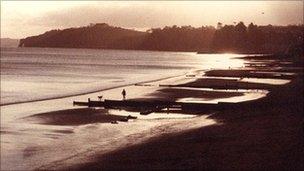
19 23 303 54
19 23 147 49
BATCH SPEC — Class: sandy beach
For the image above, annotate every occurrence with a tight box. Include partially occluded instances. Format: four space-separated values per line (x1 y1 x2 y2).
67 55 303 170
0 67 218 170
1 53 303 170
2 1 303 170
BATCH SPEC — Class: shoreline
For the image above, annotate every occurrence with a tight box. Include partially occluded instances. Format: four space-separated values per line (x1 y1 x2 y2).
66 55 303 170
1 53 302 170
76 93 303 170
0 73 187 107
35 115 216 170
1 67 207 170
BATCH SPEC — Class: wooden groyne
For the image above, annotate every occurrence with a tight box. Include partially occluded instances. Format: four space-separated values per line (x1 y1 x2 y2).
205 70 298 79
73 98 251 114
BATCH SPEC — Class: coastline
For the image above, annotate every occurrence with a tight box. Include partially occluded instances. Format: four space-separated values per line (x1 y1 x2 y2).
73 76 303 170
65 54 303 170
1 69 204 170
0 73 187 107
2 1 303 170
1 53 303 170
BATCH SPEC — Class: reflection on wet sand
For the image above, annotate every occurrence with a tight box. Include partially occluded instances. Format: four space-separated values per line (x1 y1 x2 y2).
1 53 301 170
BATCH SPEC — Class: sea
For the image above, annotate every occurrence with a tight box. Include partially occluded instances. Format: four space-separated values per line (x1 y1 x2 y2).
0 47 245 105
1 47 250 170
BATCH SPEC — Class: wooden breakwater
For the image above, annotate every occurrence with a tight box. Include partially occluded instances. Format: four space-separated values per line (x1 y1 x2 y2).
73 98 252 114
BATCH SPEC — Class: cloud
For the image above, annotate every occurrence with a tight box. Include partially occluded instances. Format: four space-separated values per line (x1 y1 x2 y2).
28 4 181 29
1 1 303 39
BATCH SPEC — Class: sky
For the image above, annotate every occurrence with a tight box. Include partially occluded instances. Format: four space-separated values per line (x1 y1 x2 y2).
1 1 303 39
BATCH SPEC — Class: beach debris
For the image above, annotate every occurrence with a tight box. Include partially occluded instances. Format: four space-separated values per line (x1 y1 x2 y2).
127 115 137 119
140 109 154 115
135 83 153 86
111 121 118 124
119 117 129 122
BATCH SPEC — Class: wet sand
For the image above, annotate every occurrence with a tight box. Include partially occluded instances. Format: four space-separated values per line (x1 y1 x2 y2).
23 108 128 126
80 82 302 170
1 54 303 170
1 73 219 170
74 107 303 170
132 87 244 102
66 55 303 170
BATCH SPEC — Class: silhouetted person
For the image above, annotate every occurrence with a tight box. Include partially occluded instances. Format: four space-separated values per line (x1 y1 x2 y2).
122 89 126 100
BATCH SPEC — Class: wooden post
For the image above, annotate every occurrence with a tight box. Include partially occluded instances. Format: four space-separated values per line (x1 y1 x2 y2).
88 98 91 107
167 106 169 114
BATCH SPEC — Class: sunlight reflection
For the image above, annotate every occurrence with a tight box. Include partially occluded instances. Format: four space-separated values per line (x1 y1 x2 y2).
195 53 248 69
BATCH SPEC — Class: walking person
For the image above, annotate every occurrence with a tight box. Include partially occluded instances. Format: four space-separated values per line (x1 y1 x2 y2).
122 89 126 100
